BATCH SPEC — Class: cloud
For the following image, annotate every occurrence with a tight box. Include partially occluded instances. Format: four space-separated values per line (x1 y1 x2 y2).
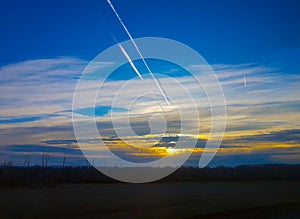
0 144 86 166
41 139 78 145
0 116 43 124
1 144 79 154
235 129 300 144
0 57 87 120
0 57 300 166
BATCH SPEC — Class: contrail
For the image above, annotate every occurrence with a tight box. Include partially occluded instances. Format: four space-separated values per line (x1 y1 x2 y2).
119 43 167 114
110 33 144 80
118 43 144 80
111 33 167 114
106 0 170 105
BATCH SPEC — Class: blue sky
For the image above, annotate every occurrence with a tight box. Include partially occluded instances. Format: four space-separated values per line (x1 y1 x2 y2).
0 0 300 167
1 0 299 65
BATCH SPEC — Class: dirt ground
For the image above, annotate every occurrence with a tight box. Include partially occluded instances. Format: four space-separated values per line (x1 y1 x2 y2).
0 181 300 218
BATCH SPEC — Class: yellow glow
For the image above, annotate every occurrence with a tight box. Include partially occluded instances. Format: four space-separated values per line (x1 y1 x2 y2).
197 134 209 140
166 147 178 155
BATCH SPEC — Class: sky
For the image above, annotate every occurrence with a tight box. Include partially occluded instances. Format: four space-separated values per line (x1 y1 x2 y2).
0 0 300 167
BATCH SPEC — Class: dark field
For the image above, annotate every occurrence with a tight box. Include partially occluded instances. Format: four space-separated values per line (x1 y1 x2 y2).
1 181 300 219
1 165 300 218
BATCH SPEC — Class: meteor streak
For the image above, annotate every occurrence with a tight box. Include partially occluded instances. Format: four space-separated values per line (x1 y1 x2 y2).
106 0 170 105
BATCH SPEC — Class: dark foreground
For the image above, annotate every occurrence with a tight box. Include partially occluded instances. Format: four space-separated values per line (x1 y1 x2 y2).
1 181 300 219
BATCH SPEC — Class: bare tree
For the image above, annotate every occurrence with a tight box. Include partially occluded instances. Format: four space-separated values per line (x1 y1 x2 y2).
45 153 49 167
85 159 90 168
42 153 49 168
42 153 45 167
1 159 12 167
23 155 30 167
62 153 66 168
92 157 95 167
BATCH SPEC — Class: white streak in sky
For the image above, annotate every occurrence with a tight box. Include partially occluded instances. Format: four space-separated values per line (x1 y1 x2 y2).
118 44 144 80
244 75 247 87
119 43 167 114
106 0 170 105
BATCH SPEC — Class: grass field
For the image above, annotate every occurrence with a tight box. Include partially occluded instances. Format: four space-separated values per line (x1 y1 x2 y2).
1 181 300 218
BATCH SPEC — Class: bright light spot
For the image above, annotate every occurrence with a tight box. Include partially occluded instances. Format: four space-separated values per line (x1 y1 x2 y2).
166 147 178 155
197 134 208 140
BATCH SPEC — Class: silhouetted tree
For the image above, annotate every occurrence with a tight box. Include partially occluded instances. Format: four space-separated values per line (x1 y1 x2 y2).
42 153 49 168
62 153 66 168
23 155 30 167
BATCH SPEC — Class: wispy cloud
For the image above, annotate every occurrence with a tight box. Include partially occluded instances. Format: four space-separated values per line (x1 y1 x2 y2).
0 58 299 165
